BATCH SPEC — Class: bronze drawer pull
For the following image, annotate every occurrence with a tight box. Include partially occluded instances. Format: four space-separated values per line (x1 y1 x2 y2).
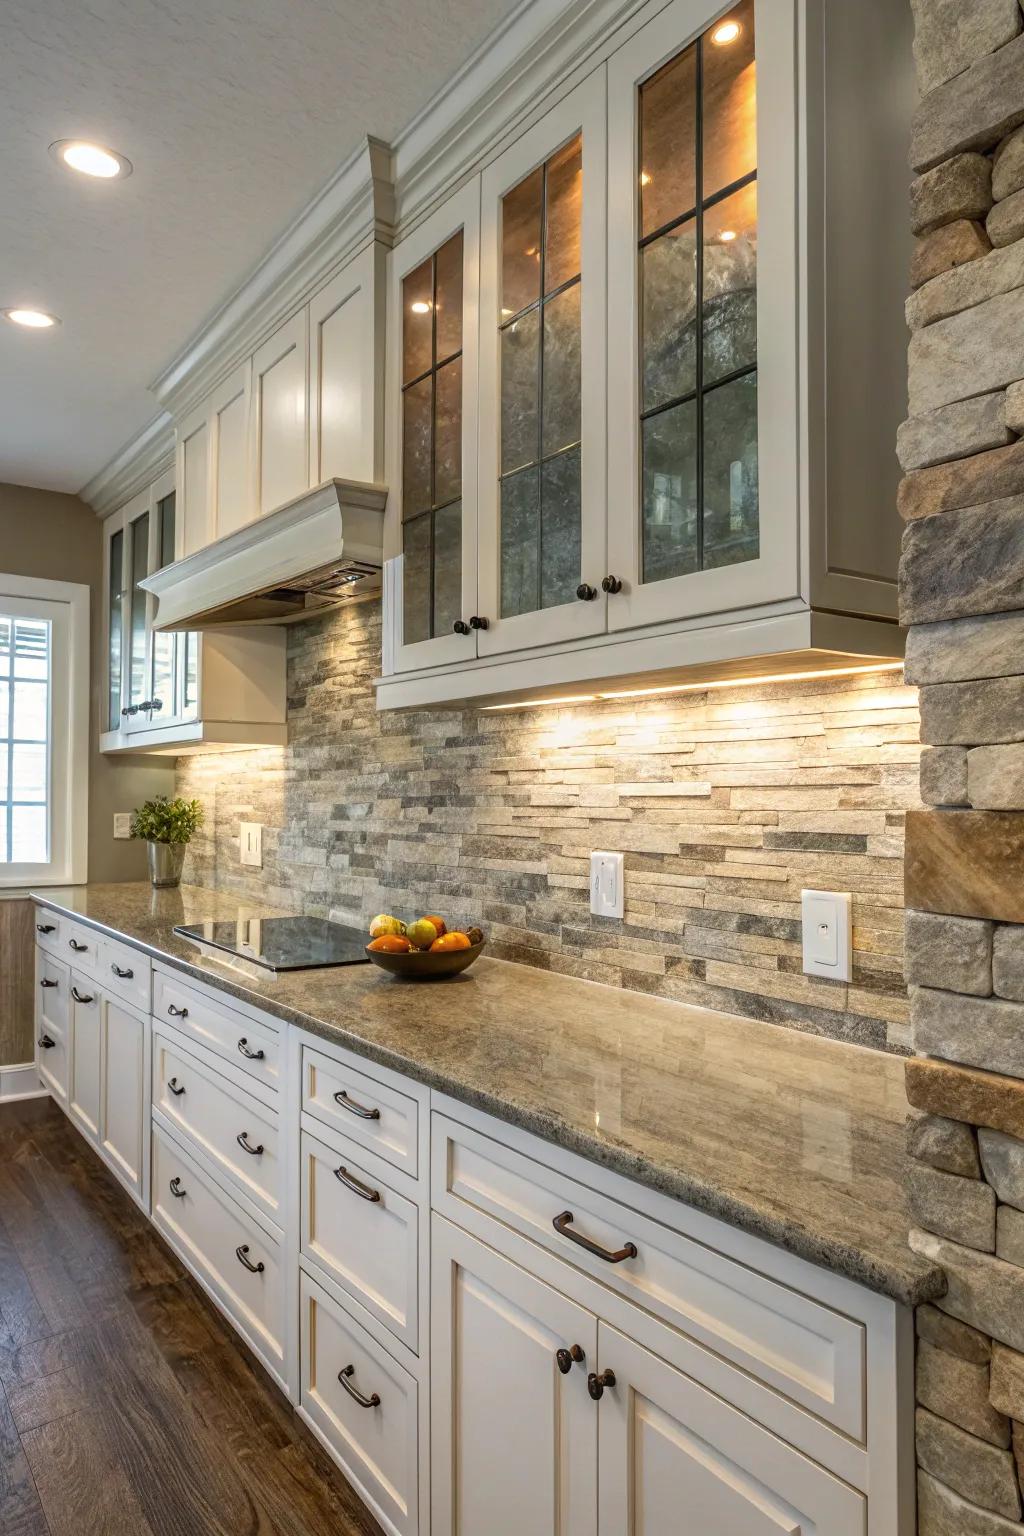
588 1369 616 1401
236 1131 264 1157
68 938 88 952
235 1244 265 1274
338 1365 380 1409
237 1037 265 1061
169 1177 186 1198
40 978 58 989
37 1034 55 1049
556 1344 585 1375
70 986 94 1005
36 922 55 934
333 1165 381 1203
167 1003 189 1018
552 1210 637 1264
334 1089 380 1121
111 963 134 979
167 1078 185 1097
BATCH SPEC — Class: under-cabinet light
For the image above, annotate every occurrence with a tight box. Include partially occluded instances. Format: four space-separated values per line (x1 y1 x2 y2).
710 19 742 45
481 662 904 711
485 694 599 710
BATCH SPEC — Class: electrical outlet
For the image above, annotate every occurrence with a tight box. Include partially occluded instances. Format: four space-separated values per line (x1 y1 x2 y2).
802 889 852 981
590 850 624 919
113 813 131 840
240 822 263 868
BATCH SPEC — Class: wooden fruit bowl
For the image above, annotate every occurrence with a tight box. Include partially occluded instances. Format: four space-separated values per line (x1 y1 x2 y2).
364 939 486 980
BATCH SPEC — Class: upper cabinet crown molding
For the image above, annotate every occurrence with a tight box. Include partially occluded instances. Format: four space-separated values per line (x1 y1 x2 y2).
82 412 175 519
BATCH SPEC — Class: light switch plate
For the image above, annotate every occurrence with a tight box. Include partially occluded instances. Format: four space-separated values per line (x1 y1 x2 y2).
112 813 132 840
240 822 263 868
802 889 852 981
590 850 624 919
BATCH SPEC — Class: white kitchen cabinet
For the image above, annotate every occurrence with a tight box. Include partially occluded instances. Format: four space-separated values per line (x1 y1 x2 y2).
252 310 310 518
99 993 148 1203
35 949 69 1106
68 971 102 1142
175 362 253 554
431 1215 598 1536
309 244 385 488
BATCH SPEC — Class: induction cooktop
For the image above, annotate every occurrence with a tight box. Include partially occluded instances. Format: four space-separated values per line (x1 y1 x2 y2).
173 916 370 972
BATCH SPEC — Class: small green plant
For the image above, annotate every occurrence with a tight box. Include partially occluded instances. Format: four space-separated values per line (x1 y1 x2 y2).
130 795 204 846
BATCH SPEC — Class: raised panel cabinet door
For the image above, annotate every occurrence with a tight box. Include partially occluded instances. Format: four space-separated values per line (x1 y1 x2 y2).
176 406 212 556
605 0 800 633
597 1323 865 1535
476 72 608 657
253 310 310 517
68 972 102 1142
99 996 146 1199
384 178 481 675
309 245 382 486
431 1216 598 1536
211 361 253 538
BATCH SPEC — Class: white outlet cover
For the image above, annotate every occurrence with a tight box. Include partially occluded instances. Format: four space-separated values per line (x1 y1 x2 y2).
113 812 132 839
240 821 263 868
590 850 624 919
801 889 852 981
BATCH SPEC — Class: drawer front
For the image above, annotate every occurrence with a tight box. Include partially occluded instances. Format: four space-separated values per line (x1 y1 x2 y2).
63 918 100 975
36 951 70 1103
301 1129 419 1352
432 1114 866 1440
152 1124 284 1373
153 1031 281 1224
68 971 102 1141
300 1270 418 1536
153 972 279 1090
33 909 63 957
302 1045 419 1178
99 933 151 1015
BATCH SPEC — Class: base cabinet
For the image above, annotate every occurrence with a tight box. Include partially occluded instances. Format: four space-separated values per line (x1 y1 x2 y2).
35 951 70 1106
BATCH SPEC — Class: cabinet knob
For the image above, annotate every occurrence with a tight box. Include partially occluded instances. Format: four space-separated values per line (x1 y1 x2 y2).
453 620 471 636
555 1344 585 1375
576 583 598 602
469 615 489 630
125 704 139 716
587 1369 616 1401
150 698 164 713
37 1034 55 1049
601 575 623 595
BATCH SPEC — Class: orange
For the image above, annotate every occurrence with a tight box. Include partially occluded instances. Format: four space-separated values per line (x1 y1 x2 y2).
368 934 412 953
430 931 471 952
421 914 447 937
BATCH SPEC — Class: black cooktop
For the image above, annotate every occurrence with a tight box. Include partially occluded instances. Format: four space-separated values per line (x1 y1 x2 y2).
173 916 370 973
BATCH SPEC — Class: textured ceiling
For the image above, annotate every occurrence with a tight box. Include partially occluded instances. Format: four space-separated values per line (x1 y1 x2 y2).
0 0 521 494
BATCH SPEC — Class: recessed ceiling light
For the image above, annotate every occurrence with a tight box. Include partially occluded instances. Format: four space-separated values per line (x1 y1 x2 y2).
710 19 742 45
410 300 431 314
49 139 132 179
2 307 60 329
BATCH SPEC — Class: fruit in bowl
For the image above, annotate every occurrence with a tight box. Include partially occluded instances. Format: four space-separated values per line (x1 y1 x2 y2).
364 913 485 979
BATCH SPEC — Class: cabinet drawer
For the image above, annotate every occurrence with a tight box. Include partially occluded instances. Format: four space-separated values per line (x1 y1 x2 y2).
302 1044 418 1178
432 1113 866 1440
301 1129 419 1352
36 950 69 1104
33 910 63 957
63 918 100 973
153 972 279 1090
300 1270 418 1536
153 1029 281 1226
99 933 151 1014
152 1124 284 1377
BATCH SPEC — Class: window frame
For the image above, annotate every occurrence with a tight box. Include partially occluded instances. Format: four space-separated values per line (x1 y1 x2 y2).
0 572 89 890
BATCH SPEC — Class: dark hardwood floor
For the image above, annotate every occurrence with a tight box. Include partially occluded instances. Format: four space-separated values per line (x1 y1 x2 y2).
0 1096 385 1536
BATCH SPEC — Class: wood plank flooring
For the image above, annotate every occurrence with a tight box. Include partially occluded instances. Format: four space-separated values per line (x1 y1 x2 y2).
0 1097 385 1536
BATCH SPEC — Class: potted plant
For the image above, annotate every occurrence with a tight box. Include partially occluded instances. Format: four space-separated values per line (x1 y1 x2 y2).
130 795 204 888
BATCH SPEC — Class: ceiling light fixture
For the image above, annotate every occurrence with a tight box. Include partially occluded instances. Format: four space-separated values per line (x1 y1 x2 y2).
2 307 60 329
49 139 133 179
710 18 742 45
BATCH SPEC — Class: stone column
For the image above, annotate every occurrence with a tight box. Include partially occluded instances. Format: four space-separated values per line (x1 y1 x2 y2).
900 1 1024 1530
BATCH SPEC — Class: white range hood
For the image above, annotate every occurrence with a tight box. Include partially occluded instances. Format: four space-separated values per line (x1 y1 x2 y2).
141 478 389 631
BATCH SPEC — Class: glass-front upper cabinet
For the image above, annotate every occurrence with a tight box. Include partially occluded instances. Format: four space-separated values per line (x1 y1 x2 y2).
475 75 607 656
606 0 799 632
386 180 480 673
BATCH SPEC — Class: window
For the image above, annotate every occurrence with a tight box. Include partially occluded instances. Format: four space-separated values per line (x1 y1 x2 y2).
401 230 465 645
0 575 89 887
638 0 758 584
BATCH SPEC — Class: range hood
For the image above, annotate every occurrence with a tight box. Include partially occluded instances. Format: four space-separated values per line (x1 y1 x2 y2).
141 478 388 631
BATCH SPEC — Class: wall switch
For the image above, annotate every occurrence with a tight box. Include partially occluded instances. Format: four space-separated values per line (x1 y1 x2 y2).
240 822 263 869
113 813 132 840
590 850 624 919
802 889 852 981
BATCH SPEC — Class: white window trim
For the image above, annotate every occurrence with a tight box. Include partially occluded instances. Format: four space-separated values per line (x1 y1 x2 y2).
0 572 89 890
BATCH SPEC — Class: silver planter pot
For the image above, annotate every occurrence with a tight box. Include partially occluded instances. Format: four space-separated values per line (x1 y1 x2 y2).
148 841 186 888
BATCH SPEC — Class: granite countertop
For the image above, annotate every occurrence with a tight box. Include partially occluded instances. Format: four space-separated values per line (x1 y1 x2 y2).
33 882 944 1307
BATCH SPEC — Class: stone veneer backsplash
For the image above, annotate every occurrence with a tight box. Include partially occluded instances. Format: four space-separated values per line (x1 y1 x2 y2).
178 602 919 1054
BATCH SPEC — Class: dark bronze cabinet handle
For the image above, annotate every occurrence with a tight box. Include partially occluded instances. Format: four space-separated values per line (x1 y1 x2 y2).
334 1165 381 1203
469 614 489 630
40 977 57 989
70 986 94 1005
111 963 134 979
334 1089 381 1121
235 1244 265 1274
576 583 598 601
552 1210 637 1264
453 619 470 636
68 938 88 952
236 1131 264 1157
167 1077 185 1097
237 1037 265 1061
556 1344 585 1375
588 1369 616 1401
169 1177 186 1198
150 698 163 713
37 1034 55 1049
601 574 623 594
36 922 55 934
167 1003 189 1018
338 1365 380 1409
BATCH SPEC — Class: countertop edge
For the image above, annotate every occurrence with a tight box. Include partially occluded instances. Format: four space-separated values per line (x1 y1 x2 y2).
32 890 946 1309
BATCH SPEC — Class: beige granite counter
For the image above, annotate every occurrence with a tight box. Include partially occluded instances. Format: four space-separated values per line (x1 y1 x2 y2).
32 883 944 1307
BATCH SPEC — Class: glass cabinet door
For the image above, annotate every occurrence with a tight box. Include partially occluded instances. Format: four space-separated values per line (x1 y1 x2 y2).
475 73 607 656
606 0 800 633
107 527 124 733
387 180 480 673
123 502 152 730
